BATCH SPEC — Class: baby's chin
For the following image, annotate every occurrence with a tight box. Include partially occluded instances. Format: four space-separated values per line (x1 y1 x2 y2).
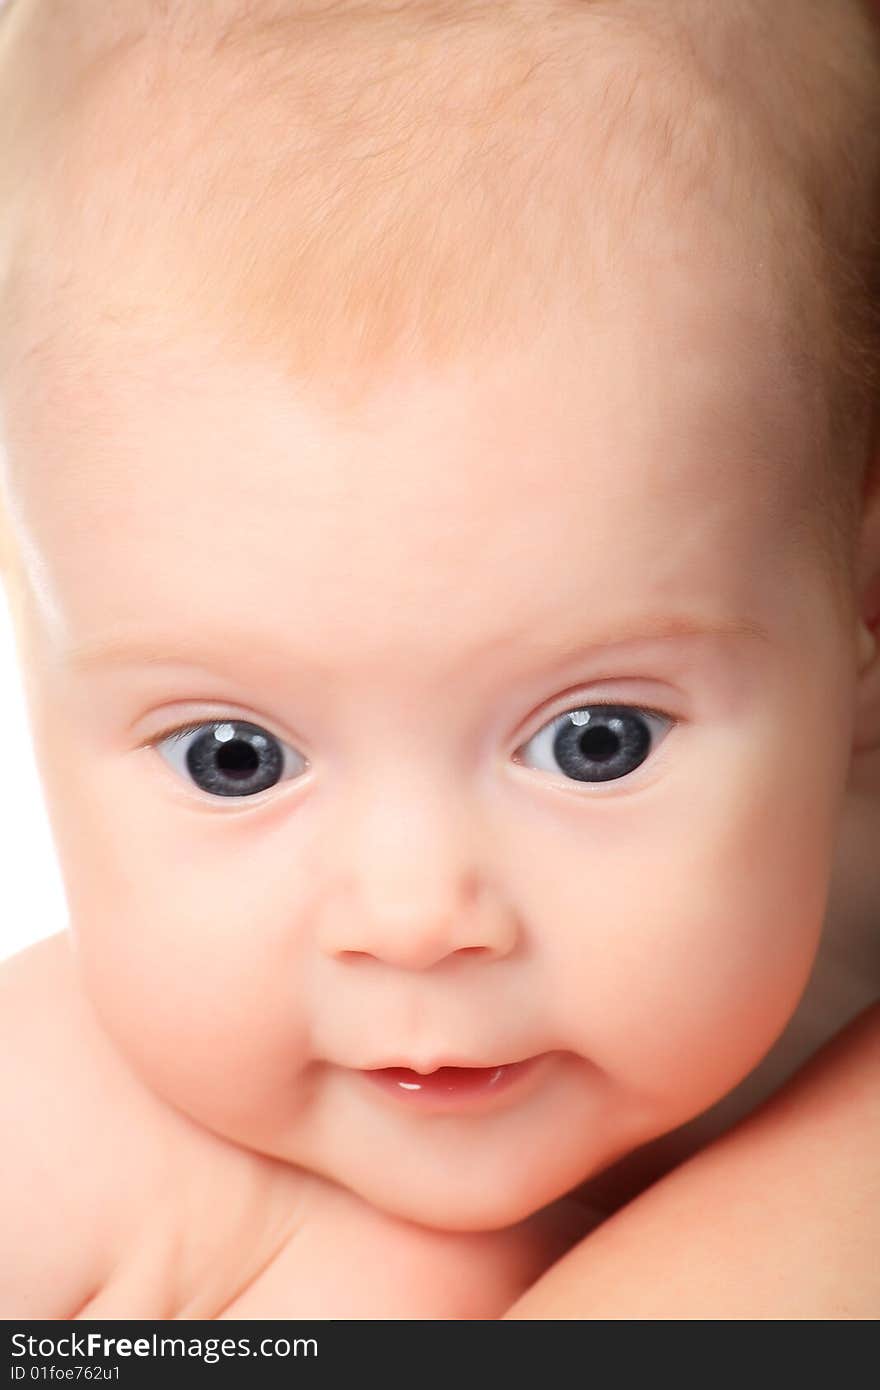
291 1130 604 1234
325 1166 568 1234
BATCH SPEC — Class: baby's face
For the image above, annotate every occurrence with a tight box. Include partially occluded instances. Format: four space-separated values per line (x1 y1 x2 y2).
1 231 861 1230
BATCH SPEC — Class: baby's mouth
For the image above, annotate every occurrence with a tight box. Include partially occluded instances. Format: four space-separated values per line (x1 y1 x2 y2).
358 1056 549 1110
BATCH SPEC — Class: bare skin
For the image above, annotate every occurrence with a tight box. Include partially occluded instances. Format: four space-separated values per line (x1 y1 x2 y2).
1 0 879 1319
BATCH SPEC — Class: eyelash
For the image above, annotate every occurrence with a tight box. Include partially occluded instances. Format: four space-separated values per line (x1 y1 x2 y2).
153 719 225 745
526 696 673 734
145 697 677 780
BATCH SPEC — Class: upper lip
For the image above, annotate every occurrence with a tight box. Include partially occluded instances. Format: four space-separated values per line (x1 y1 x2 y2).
359 1055 534 1074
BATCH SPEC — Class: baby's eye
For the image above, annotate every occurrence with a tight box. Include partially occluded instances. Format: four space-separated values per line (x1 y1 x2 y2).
513 702 674 787
154 719 307 799
151 703 674 802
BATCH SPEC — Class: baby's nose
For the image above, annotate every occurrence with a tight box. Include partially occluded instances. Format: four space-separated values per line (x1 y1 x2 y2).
316 886 518 970
314 778 520 969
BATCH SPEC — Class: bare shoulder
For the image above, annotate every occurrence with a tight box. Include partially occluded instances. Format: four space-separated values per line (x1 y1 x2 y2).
0 929 165 1150
504 1001 880 1320
0 931 195 1317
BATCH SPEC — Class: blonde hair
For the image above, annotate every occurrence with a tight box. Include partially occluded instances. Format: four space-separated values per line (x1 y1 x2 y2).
1 0 879 576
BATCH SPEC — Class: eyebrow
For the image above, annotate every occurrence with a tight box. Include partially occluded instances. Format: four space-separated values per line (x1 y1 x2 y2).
62 612 771 674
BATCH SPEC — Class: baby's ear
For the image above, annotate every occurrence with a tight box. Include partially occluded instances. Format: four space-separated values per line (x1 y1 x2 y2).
852 452 880 755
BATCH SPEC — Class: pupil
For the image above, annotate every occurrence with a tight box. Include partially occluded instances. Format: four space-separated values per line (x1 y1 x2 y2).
579 726 619 761
217 739 259 779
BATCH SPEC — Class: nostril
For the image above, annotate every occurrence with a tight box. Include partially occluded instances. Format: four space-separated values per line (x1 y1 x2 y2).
454 946 489 956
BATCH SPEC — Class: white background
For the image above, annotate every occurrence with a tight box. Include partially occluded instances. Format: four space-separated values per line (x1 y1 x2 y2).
0 584 68 962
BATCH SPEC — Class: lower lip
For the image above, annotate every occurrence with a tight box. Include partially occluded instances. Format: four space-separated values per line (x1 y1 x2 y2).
360 1057 544 1112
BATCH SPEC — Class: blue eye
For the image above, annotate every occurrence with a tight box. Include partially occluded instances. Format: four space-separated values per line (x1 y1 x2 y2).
152 702 675 802
515 702 674 786
155 719 306 799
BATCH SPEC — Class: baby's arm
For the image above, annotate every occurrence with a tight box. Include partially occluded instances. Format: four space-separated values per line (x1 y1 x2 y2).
504 1001 880 1319
0 941 120 1318
0 937 180 1319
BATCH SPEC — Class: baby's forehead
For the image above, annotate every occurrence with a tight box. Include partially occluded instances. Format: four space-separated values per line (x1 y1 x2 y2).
2 276 825 687
8 223 817 506
1 91 826 587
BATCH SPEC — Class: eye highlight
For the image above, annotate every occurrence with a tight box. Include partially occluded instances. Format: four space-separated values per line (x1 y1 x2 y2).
153 719 307 799
513 701 675 787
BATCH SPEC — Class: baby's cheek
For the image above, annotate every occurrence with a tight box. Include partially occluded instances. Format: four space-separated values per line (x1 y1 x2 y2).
67 861 307 1127
552 752 836 1120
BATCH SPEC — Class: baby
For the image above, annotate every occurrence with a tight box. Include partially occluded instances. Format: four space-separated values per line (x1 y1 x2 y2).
1 0 879 1320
